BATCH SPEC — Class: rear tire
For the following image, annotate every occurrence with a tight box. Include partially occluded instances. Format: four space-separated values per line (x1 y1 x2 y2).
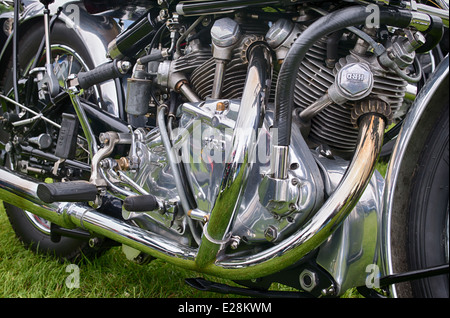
407 106 449 298
1 20 109 263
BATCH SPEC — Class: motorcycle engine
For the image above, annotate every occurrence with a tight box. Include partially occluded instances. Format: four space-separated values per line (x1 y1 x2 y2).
158 14 408 158
111 9 412 245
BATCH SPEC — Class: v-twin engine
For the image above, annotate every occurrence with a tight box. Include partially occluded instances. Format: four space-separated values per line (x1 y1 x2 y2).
0 0 448 298
100 13 409 251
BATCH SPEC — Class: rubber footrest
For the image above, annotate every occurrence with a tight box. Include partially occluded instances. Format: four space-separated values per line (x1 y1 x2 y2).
37 181 98 203
123 194 159 212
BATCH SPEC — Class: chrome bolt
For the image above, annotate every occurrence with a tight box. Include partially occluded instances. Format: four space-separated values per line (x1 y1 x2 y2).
299 269 319 292
264 225 278 242
89 237 100 248
321 284 336 297
230 236 241 249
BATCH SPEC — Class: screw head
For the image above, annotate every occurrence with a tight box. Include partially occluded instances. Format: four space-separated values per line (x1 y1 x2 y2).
337 63 374 98
211 17 241 47
264 225 278 242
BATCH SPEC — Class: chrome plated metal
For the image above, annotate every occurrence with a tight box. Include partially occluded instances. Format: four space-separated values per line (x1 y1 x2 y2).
216 114 385 278
409 11 433 32
266 18 302 60
0 110 385 281
231 111 324 244
258 174 301 216
406 2 449 27
195 44 273 268
0 165 198 267
174 100 237 213
157 106 203 244
315 152 384 294
90 131 131 187
179 99 238 130
4 1 444 289
0 166 75 229
43 7 51 67
270 145 290 179
174 105 323 245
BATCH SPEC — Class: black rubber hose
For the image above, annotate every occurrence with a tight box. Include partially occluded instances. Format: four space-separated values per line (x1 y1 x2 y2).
274 5 413 147
77 60 124 90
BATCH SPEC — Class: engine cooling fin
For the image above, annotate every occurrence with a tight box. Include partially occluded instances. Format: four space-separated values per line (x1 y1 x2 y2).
190 22 269 100
293 36 407 157
191 54 249 100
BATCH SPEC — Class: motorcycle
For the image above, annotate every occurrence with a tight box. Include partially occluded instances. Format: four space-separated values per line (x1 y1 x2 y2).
0 0 448 298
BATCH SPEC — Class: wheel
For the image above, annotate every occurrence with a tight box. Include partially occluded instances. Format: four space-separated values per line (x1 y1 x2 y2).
407 106 449 298
1 20 109 262
392 104 449 298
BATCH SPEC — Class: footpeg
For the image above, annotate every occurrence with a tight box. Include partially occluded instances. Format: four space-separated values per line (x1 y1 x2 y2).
123 194 160 212
37 181 98 203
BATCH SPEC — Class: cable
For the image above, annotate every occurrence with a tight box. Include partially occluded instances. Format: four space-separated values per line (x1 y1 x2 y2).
12 0 19 103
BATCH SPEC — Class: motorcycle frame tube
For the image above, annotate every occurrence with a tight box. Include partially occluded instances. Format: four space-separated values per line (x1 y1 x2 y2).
157 105 202 245
381 56 449 297
176 0 280 16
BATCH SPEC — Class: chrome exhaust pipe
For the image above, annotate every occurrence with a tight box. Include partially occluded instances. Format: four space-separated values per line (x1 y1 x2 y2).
0 51 385 282
0 167 198 269
214 114 385 278
0 167 75 229
0 114 383 280
195 43 273 268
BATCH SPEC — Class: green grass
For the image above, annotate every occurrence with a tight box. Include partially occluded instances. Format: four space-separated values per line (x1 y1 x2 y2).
0 160 388 298
0 204 246 298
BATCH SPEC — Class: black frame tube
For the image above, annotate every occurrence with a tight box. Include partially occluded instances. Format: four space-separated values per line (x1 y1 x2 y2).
12 0 20 103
